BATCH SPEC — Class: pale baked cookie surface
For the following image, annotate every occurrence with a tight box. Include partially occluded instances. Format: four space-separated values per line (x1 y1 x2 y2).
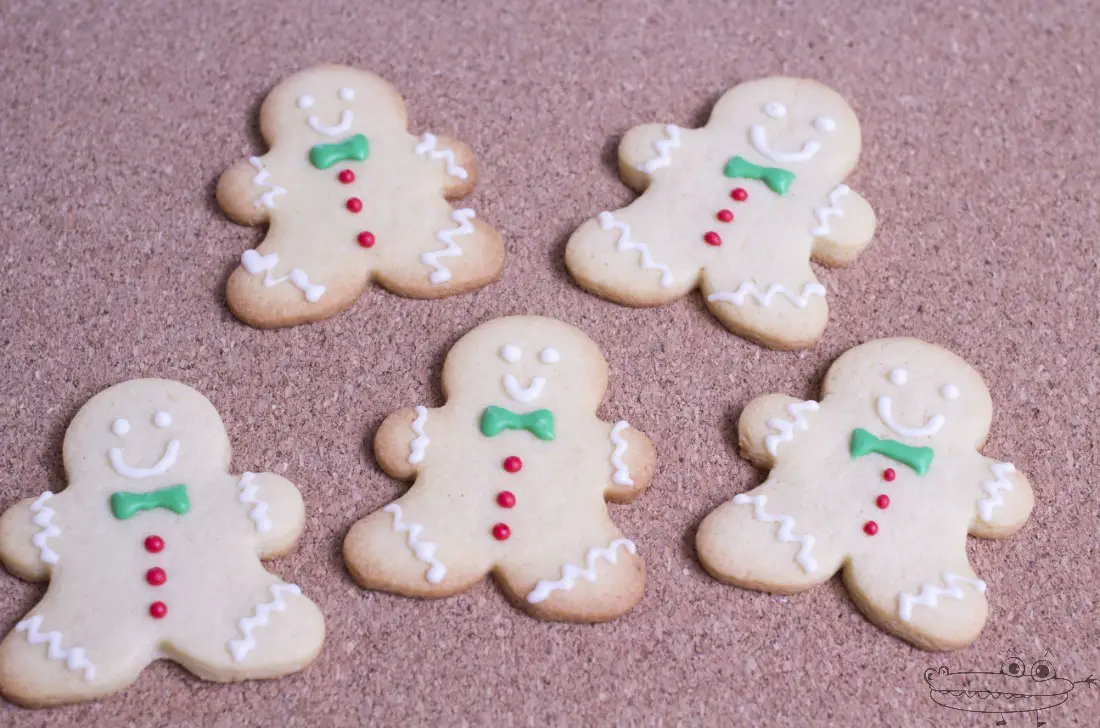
696 338 1034 650
344 315 657 622
0 379 325 706
566 77 876 349
217 64 504 328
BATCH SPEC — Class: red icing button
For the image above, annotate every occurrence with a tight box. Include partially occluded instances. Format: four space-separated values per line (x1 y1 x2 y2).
338 169 355 184
503 456 522 473
346 197 363 213
716 209 734 223
863 521 879 536
703 231 722 246
731 188 748 202
149 601 168 619
492 523 511 541
883 468 896 482
357 231 375 248
876 494 890 509
146 567 167 586
144 535 164 553
496 491 516 509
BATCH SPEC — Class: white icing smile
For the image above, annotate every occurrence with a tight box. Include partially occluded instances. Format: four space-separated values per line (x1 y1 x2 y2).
875 397 944 439
308 109 353 137
108 439 180 479
749 124 821 163
502 374 546 403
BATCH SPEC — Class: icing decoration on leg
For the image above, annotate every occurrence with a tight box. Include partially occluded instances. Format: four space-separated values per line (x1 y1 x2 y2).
810 184 850 237
597 211 674 287
609 421 633 486
640 124 681 174
227 583 303 662
237 472 273 533
707 281 826 309
248 157 286 210
763 400 819 457
15 616 96 681
29 492 61 565
732 494 817 573
897 573 987 622
408 406 430 464
240 250 327 303
414 133 469 180
479 406 555 441
978 462 1016 522
723 156 795 195
421 208 476 284
308 133 369 170
383 504 446 584
849 429 934 475
109 484 190 520
526 538 637 604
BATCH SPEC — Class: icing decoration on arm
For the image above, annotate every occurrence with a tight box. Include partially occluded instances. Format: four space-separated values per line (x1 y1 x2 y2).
421 208 476 284
763 400 819 457
526 538 636 603
977 462 1016 522
383 504 446 584
248 157 286 210
480 406 555 441
29 491 61 565
502 373 546 403
109 484 190 520
227 582 303 662
849 429 934 475
609 421 634 486
308 133 369 170
875 395 945 438
749 124 820 163
640 124 682 174
15 615 96 681
897 572 987 622
240 250 327 303
707 281 826 309
409 405 430 464
723 156 795 195
597 211 674 287
732 494 817 573
414 133 470 180
810 184 850 237
237 472 273 533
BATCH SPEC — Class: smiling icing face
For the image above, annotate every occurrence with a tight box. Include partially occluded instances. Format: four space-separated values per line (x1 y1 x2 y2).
108 410 180 478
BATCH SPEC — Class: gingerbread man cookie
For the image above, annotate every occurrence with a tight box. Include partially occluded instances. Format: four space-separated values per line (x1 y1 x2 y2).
0 380 325 706
343 316 657 622
217 64 504 328
696 339 1034 650
566 77 876 349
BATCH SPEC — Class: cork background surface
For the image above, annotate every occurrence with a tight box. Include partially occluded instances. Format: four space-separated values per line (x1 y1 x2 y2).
1 0 1098 725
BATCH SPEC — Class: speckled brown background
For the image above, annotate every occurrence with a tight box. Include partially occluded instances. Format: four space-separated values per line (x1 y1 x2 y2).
1 0 1098 725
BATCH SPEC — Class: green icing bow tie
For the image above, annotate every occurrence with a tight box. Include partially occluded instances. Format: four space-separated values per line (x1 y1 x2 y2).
849 429 933 475
480 406 555 441
724 155 795 195
309 133 369 170
110 484 190 520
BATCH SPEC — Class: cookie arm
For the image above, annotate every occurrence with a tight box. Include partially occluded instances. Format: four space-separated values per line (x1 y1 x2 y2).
618 123 683 192
374 406 431 481
412 132 477 199
216 154 280 226
237 472 306 559
604 422 657 503
809 186 876 267
738 394 819 469
968 458 1034 540
0 495 57 582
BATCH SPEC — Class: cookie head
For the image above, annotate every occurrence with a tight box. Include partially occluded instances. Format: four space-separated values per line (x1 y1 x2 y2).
822 338 993 448
63 379 231 488
709 77 861 179
442 316 609 413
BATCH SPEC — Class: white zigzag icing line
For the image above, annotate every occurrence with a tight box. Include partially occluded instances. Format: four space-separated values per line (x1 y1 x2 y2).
763 400 820 457
422 208 476 285
408 406 430 464
384 504 446 583
248 156 286 209
978 462 1015 522
733 494 817 573
527 538 636 603
810 184 850 237
609 421 633 486
597 211 674 287
898 572 987 622
29 491 61 565
240 250 326 303
16 615 96 681
414 133 469 180
237 472 272 533
640 124 681 173
228 583 303 662
708 281 826 309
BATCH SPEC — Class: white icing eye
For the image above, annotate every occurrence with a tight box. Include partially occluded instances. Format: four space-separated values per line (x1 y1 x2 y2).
339 87 355 101
297 94 315 110
112 418 131 436
941 384 960 401
539 348 561 364
500 344 521 363
888 368 908 386
154 411 172 428
763 102 787 119
814 116 836 132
